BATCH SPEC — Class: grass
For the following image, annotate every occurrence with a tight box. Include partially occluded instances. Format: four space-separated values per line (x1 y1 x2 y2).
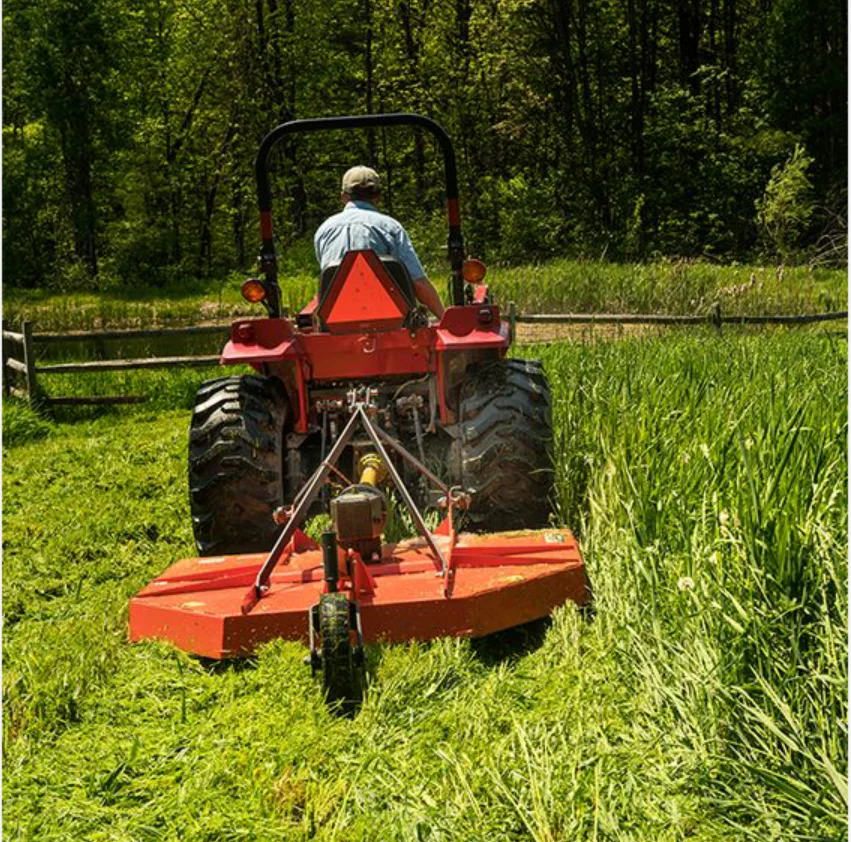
33 366 241 415
2 400 53 447
489 259 846 317
3 331 847 840
2 272 315 333
3 259 846 332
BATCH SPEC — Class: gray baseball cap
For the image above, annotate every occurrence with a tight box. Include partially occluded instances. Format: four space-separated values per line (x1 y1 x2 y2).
342 166 381 194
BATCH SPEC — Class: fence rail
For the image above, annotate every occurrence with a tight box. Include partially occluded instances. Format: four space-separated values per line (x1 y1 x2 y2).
37 355 223 375
3 319 232 407
2 321 36 405
513 309 847 326
33 324 229 343
3 307 846 409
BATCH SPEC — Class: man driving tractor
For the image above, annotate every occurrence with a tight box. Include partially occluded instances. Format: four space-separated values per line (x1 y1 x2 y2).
314 166 445 318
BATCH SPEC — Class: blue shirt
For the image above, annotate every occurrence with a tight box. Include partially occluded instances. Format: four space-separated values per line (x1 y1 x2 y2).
314 201 426 280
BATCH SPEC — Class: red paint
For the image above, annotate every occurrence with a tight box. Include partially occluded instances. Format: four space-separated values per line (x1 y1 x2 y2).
294 359 309 432
129 529 588 658
472 284 489 304
435 323 508 351
228 318 293 351
436 354 449 421
260 211 274 240
221 309 508 369
447 198 460 226
219 303 508 432
300 295 319 316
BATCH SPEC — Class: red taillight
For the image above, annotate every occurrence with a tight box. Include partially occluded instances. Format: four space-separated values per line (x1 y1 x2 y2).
462 259 487 283
241 279 267 303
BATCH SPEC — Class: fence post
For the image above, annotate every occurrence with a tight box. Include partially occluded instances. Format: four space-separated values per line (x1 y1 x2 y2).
21 321 36 404
2 320 10 398
711 302 722 333
508 301 517 345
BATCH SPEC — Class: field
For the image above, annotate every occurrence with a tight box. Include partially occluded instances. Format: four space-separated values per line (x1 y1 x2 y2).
3 327 846 841
4 259 846 332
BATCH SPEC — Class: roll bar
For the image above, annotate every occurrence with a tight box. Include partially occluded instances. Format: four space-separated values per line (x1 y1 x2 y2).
255 113 466 315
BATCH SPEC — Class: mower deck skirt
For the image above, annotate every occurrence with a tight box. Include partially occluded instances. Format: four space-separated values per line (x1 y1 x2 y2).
129 529 588 658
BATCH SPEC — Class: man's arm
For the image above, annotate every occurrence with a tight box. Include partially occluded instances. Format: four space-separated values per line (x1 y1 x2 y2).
413 277 445 318
394 225 444 318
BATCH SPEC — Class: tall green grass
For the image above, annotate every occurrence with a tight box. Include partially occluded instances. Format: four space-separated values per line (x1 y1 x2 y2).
3 332 846 840
4 259 846 331
488 259 846 316
2 400 54 446
541 332 847 837
3 272 315 332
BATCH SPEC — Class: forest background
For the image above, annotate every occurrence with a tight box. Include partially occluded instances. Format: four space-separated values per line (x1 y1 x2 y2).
2 0 847 292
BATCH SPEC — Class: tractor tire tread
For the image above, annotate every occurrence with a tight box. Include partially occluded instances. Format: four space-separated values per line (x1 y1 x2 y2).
451 358 554 532
188 374 289 556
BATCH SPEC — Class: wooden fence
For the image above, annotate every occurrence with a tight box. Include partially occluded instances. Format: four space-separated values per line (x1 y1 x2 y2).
3 308 847 408
2 321 229 408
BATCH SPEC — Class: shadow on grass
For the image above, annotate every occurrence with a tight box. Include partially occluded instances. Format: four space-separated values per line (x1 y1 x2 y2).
200 655 259 675
470 617 552 667
471 577 595 668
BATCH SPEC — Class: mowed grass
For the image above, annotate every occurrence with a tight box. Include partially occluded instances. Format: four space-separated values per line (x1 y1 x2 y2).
4 259 846 331
3 331 847 841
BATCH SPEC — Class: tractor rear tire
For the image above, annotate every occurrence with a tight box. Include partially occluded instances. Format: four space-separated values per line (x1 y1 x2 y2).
188 375 289 556
452 358 554 532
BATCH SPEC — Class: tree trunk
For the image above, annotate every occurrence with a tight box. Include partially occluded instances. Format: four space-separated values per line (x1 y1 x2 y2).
58 92 98 278
723 0 738 113
365 0 376 163
400 1 426 202
199 120 239 271
63 138 99 276
678 0 702 95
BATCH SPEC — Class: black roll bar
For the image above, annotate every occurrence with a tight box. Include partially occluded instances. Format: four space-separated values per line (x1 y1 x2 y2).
255 113 466 315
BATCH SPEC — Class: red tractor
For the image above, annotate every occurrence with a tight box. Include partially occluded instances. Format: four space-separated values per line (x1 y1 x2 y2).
130 115 587 704
188 114 554 556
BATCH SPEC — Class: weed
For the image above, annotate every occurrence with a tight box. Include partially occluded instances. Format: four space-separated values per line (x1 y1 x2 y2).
2 399 53 447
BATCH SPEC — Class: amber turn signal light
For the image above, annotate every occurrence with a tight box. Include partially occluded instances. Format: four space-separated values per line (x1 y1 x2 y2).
241 279 267 303
462 258 487 283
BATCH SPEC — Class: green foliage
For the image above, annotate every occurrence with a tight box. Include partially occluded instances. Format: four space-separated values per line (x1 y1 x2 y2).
2 0 846 287
756 144 816 261
2 399 53 447
3 333 846 839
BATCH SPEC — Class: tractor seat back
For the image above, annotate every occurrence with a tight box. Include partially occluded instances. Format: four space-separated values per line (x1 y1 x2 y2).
317 250 416 334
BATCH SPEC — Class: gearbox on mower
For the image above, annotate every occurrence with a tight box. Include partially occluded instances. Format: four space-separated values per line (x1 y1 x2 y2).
129 114 589 704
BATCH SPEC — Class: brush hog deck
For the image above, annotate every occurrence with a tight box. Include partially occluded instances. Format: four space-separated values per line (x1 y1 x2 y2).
129 529 588 659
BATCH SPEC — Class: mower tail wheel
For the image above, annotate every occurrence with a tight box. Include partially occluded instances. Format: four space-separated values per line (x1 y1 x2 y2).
317 593 364 706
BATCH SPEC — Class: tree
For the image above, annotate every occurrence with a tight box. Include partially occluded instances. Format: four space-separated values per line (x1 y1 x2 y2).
755 144 815 260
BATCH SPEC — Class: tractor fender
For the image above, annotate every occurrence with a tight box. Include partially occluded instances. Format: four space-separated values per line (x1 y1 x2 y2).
434 305 509 351
220 318 304 365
